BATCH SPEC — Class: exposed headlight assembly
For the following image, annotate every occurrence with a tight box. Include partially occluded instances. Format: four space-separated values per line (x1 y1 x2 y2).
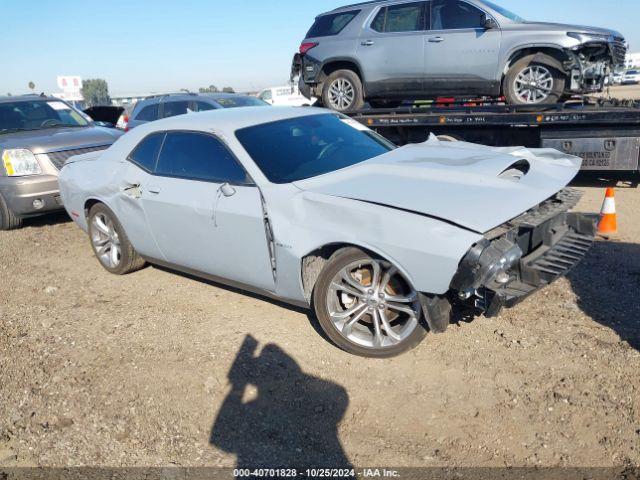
2 149 42 176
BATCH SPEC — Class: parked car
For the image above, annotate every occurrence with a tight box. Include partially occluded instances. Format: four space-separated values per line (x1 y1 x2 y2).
0 95 122 230
622 70 640 85
257 85 316 106
292 0 627 111
611 72 624 85
126 92 269 130
83 105 125 128
59 107 595 357
116 104 135 131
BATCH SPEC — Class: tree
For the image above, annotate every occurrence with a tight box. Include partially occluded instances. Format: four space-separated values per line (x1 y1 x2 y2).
222 86 235 93
199 84 218 93
81 79 111 107
28 81 35 92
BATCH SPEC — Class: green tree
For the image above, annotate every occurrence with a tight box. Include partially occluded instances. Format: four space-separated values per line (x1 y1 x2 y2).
199 84 218 93
81 79 111 107
222 86 235 93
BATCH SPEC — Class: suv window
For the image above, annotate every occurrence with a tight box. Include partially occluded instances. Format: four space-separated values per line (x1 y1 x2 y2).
128 132 164 172
306 10 359 37
135 103 160 122
371 2 427 33
155 131 250 184
194 101 216 112
431 0 486 30
162 101 190 118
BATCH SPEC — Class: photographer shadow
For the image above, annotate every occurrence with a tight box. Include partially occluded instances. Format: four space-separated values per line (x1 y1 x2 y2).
210 336 353 469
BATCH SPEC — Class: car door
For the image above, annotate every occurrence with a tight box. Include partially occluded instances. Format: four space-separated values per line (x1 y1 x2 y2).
356 1 429 97
114 132 165 260
140 130 275 291
424 0 502 95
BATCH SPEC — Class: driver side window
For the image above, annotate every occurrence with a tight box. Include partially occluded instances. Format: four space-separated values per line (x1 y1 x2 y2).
431 0 486 30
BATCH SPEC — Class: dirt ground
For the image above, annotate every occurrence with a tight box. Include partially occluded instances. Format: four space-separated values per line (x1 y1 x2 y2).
1 175 639 470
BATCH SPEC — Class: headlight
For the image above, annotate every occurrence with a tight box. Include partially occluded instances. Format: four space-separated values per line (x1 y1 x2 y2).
2 149 42 176
567 32 613 43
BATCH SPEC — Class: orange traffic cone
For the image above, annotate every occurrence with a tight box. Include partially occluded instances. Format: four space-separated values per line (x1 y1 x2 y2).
598 187 617 235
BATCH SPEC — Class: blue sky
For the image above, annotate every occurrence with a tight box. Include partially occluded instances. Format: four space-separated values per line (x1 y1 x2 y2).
3 0 638 96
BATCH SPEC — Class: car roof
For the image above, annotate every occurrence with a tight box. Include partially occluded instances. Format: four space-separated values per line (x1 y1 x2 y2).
130 106 328 137
0 94 60 104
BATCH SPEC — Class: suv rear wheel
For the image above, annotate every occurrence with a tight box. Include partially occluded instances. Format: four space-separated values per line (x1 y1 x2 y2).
504 54 565 105
322 70 365 112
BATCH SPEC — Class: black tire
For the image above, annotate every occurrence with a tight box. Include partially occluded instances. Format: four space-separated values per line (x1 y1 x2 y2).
503 54 566 105
0 193 23 230
88 203 145 275
321 69 365 112
312 248 428 358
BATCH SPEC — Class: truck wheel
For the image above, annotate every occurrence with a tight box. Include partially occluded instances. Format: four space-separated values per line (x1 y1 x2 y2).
322 70 365 112
504 54 565 105
0 193 23 230
88 203 145 275
312 248 428 358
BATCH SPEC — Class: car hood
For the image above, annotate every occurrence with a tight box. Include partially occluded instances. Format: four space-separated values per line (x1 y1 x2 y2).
0 126 122 154
518 21 622 38
292 136 582 233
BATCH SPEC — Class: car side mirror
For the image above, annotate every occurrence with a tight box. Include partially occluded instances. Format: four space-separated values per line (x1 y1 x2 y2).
220 183 236 197
483 16 498 30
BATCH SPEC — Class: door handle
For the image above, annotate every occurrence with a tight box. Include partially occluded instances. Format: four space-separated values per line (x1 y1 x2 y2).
361 40 374 46
428 36 444 43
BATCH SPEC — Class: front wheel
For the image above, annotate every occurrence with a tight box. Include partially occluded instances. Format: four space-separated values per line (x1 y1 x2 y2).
313 248 428 358
0 193 23 230
321 70 365 112
88 203 145 275
503 54 565 105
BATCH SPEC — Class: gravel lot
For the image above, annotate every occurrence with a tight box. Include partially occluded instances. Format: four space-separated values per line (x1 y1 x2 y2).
1 176 639 469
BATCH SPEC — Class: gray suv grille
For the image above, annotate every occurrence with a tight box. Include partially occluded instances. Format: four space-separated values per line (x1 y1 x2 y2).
611 37 627 66
47 145 110 170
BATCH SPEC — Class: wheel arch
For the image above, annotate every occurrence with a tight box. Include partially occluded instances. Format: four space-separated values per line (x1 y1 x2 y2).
299 241 416 303
318 58 366 95
502 46 570 77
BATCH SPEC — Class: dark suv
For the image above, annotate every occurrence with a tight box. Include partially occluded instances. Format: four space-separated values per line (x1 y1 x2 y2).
127 92 268 130
292 0 626 111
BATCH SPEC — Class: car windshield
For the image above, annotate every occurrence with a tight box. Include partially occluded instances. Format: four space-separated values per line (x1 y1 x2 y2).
481 0 524 22
236 113 395 184
213 96 269 108
0 100 90 134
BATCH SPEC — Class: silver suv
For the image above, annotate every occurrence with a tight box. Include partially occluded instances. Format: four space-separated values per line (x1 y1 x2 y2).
0 95 122 229
292 0 626 111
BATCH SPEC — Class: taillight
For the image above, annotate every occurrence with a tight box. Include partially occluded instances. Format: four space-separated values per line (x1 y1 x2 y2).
299 42 318 55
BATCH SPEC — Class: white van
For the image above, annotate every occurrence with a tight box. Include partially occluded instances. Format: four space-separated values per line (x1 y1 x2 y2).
257 86 315 106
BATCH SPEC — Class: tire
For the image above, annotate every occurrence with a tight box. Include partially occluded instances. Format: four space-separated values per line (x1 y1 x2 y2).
88 203 145 275
0 193 23 230
503 54 566 105
321 70 365 112
312 248 428 358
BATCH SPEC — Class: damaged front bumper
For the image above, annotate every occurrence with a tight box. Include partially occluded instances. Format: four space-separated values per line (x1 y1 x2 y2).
450 188 597 318
565 34 627 93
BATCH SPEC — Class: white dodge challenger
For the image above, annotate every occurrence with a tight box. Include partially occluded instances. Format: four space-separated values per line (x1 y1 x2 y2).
59 107 596 357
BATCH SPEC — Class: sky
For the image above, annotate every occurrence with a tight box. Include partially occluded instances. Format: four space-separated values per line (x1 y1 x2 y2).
2 0 639 96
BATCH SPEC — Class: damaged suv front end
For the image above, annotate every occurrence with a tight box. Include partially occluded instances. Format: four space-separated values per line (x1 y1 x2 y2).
564 31 627 93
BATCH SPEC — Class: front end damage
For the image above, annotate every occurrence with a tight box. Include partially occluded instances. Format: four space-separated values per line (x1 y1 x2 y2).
564 33 627 93
448 188 597 319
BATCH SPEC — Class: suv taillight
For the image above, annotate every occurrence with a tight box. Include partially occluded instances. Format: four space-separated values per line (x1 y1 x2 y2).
299 42 318 55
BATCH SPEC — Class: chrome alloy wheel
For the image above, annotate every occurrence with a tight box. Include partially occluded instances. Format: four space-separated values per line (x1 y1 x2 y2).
90 212 122 269
327 78 355 110
326 259 421 349
514 65 554 103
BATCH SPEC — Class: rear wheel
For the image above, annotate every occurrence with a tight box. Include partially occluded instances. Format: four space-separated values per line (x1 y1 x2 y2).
88 203 145 275
313 248 428 358
322 70 365 112
504 54 565 105
0 193 23 230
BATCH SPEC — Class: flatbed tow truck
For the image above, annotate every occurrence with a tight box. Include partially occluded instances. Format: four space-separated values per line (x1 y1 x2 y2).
348 97 640 173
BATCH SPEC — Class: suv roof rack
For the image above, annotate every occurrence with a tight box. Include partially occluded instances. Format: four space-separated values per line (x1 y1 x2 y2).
330 0 386 12
143 92 198 100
